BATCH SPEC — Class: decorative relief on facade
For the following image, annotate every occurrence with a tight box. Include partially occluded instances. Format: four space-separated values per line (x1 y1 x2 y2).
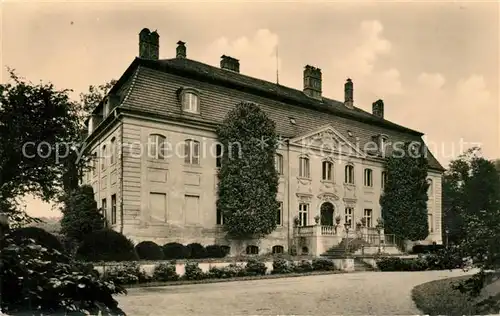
343 183 356 200
317 192 339 203
297 177 312 194
296 193 313 203
184 172 200 186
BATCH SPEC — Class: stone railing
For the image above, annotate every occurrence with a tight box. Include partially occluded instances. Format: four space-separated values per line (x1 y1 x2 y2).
297 225 314 236
321 225 336 236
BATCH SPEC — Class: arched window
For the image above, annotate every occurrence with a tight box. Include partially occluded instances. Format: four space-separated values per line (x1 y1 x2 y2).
148 134 167 159
299 156 310 178
101 145 106 170
345 164 354 184
246 245 259 255
181 90 200 113
301 246 309 254
275 153 283 175
364 168 373 187
110 137 116 165
272 245 284 254
322 160 333 181
185 139 200 165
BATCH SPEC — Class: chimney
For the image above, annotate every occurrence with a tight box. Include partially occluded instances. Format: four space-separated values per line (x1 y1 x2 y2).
176 41 186 58
372 99 384 118
344 78 353 109
138 28 159 60
220 55 240 73
303 65 322 99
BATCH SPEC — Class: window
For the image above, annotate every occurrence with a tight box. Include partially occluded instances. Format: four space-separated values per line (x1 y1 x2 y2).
364 168 373 187
184 139 200 165
216 207 224 225
182 92 199 113
381 171 387 189
345 207 353 228
299 203 309 226
275 154 283 175
363 209 372 227
111 194 117 225
216 144 222 168
427 179 433 195
428 213 434 233
322 160 333 181
272 245 284 254
299 157 310 178
110 137 116 165
246 245 259 255
345 165 354 184
148 134 167 159
91 152 97 177
150 192 167 222
101 198 107 220
101 145 106 170
276 202 283 226
301 246 309 254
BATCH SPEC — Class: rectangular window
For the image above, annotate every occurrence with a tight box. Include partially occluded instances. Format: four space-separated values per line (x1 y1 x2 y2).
111 194 117 225
364 169 373 187
101 198 107 220
363 209 372 227
277 202 283 226
299 157 310 178
322 161 333 181
91 152 97 177
345 207 353 228
299 203 309 226
110 138 116 164
216 144 222 168
150 192 167 222
184 195 200 224
381 171 387 189
275 154 283 175
216 208 224 225
428 213 434 233
101 146 106 170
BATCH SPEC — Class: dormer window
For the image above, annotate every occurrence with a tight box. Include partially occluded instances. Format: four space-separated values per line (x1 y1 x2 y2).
180 89 200 114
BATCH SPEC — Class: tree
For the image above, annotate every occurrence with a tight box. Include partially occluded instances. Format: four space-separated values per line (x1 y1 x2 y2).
0 70 81 222
79 79 117 116
380 141 430 241
60 185 104 243
216 102 279 239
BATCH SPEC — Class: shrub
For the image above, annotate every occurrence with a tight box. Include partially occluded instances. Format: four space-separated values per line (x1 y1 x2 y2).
152 262 179 282
184 261 206 280
245 257 267 276
187 242 207 259
0 235 126 314
312 258 336 271
205 244 228 258
272 257 292 274
163 242 189 259
292 260 313 273
8 227 64 252
412 244 446 254
423 247 465 270
377 257 428 271
102 262 149 285
76 229 138 262
135 241 164 260
206 263 247 279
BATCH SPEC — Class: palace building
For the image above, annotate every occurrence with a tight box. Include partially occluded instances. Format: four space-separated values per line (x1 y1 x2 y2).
82 28 444 256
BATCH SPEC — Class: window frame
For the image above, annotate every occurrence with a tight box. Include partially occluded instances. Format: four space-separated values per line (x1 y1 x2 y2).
276 202 283 226
184 139 200 165
148 134 167 160
364 168 373 187
322 160 333 181
345 207 353 228
298 203 309 226
181 90 200 114
299 156 310 178
216 207 224 225
111 194 117 225
381 171 387 189
275 153 284 175
345 164 355 184
363 209 373 227
110 137 116 165
101 145 106 170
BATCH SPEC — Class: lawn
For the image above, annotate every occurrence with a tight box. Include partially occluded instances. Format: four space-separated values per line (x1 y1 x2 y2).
412 275 496 316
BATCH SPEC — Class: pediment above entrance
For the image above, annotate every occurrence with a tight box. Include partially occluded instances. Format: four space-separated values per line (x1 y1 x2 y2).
317 192 340 203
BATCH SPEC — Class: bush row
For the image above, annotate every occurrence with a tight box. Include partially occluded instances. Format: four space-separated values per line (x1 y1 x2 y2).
411 244 445 254
100 257 338 285
8 227 231 262
377 249 464 271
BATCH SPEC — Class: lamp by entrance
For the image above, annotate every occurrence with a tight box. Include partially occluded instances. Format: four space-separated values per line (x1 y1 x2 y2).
320 202 334 226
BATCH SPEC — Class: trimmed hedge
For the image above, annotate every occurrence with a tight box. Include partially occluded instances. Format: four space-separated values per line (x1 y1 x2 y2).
205 244 229 258
76 229 138 262
163 242 189 259
377 249 464 271
187 243 207 259
412 244 445 254
135 241 164 260
8 227 64 252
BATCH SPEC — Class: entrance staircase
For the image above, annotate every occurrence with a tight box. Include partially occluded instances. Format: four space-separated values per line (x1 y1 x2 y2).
320 237 371 258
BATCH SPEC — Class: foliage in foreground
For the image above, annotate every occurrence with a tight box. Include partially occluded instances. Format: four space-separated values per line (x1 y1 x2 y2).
8 226 64 252
0 235 126 315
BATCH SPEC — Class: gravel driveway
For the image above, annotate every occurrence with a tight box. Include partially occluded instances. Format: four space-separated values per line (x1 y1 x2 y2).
115 270 475 315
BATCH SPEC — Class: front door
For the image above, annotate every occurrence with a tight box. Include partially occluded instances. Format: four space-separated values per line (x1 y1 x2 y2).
320 202 334 226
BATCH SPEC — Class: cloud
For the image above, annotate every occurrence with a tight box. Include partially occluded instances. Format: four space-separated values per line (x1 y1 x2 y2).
200 29 280 82
417 72 446 90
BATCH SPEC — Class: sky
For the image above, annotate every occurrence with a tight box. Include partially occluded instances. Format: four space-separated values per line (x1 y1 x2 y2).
1 0 499 218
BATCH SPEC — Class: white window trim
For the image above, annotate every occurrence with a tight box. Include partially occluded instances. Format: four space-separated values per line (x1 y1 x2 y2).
181 90 200 114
